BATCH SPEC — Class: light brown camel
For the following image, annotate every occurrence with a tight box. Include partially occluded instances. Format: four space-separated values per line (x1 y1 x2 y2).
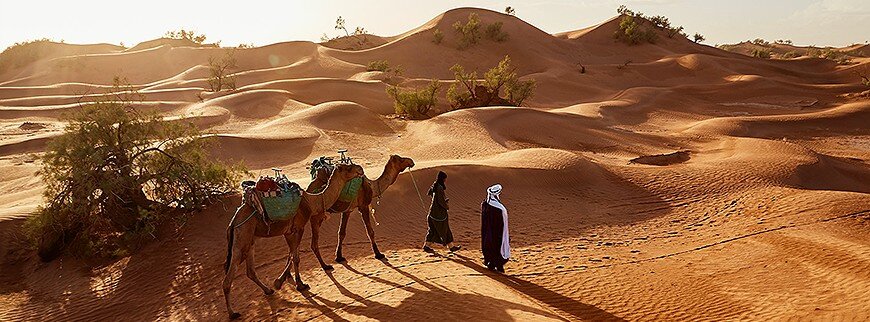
306 155 415 270
222 163 364 320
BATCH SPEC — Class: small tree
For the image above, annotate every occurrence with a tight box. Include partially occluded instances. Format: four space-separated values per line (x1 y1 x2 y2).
207 50 237 92
335 16 349 36
693 33 705 43
28 78 244 260
386 79 441 119
614 16 657 45
433 29 444 44
446 64 478 108
505 6 515 15
751 48 771 59
453 13 482 49
366 60 390 72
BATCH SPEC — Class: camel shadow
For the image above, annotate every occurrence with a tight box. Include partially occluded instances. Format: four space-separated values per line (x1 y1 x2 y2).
304 260 570 321
446 253 626 321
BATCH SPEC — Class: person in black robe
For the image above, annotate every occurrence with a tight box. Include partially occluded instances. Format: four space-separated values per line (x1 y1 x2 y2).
423 171 461 252
481 184 509 272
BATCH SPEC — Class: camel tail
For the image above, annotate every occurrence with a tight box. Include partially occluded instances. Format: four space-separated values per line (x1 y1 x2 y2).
225 223 235 272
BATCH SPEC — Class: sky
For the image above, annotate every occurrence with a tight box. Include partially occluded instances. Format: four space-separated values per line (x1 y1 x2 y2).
1 0 868 51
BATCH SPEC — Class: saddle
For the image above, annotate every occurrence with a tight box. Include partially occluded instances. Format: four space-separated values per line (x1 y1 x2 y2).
309 155 364 212
241 170 302 223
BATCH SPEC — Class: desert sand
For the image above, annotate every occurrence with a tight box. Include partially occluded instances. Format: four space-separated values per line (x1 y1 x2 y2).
1 7 869 321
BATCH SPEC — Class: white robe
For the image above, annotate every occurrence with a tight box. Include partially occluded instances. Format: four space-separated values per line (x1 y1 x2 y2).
486 184 510 259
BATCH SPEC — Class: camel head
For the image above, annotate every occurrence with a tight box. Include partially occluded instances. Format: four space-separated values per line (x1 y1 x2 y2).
388 154 415 172
333 163 365 182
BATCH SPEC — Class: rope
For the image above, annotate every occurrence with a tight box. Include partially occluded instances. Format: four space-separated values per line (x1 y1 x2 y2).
408 170 429 216
234 207 258 229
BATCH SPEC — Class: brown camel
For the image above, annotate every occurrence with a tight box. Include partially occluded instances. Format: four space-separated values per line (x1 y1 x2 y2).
222 163 364 320
306 155 415 270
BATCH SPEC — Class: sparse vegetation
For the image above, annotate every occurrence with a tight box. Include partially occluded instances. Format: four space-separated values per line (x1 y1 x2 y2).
164 29 207 44
751 48 771 59
366 60 390 72
775 39 793 45
781 51 800 59
321 16 371 48
386 79 441 119
237 43 255 49
433 29 444 44
447 55 535 109
0 38 55 74
751 38 771 47
614 15 657 45
693 33 705 43
207 50 238 92
505 6 515 16
453 13 482 49
484 22 509 42
27 78 244 261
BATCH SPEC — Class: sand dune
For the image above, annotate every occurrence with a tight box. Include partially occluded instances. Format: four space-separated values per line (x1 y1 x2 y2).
0 7 868 321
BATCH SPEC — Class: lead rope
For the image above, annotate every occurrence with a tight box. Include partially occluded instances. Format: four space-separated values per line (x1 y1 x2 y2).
370 178 382 226
408 170 429 216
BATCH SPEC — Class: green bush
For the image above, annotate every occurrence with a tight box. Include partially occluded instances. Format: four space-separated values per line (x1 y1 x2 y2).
751 48 771 59
484 22 509 42
28 78 244 260
448 55 535 109
366 60 390 72
614 16 657 45
386 79 441 119
453 13 482 49
433 29 444 44
0 38 54 74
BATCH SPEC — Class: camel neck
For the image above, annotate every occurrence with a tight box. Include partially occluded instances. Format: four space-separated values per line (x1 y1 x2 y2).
371 163 401 197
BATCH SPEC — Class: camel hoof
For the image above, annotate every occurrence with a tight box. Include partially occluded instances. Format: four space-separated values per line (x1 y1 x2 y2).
374 253 386 260
296 283 310 292
335 256 347 263
322 264 334 271
229 312 241 320
264 288 274 295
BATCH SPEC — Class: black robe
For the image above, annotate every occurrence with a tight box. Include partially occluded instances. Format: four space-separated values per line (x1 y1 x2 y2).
481 202 508 268
425 183 453 245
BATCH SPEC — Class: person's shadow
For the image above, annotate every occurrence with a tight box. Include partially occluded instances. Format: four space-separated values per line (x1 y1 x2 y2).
300 259 570 321
447 253 626 321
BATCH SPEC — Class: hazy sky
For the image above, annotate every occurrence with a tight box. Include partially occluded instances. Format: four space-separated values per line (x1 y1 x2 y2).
1 0 867 50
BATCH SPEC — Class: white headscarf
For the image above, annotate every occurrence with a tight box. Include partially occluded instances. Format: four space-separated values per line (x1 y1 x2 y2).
486 184 510 259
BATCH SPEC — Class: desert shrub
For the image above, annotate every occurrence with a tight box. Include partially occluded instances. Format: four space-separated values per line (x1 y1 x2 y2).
165 29 207 44
820 49 851 64
775 39 793 45
614 16 657 45
751 38 771 47
386 79 441 119
207 50 237 92
447 55 535 109
505 6 515 15
751 48 771 59
433 29 444 44
366 60 390 72
453 13 482 49
237 43 255 49
0 38 55 74
27 78 244 260
484 21 509 42
781 51 800 59
693 33 705 43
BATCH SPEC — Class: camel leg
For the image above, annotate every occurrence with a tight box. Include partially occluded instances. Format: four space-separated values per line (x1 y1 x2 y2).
291 229 310 291
360 207 385 259
335 212 351 263
310 215 333 271
273 235 294 290
244 247 274 295
223 219 251 320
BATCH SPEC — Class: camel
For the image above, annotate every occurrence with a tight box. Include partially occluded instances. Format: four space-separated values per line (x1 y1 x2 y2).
306 155 415 270
222 163 364 320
